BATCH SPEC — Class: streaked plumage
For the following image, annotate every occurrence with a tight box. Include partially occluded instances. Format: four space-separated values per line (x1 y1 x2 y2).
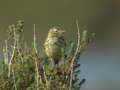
44 27 66 64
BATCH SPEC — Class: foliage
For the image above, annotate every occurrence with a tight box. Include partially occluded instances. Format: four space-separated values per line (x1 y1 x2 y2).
0 20 95 90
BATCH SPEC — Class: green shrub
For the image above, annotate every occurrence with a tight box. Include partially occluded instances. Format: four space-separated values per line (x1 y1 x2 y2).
0 19 95 90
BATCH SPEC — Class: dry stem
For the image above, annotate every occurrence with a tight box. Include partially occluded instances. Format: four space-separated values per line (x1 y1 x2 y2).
43 66 49 87
33 24 39 90
3 40 9 65
8 26 17 78
69 20 81 90
12 68 17 90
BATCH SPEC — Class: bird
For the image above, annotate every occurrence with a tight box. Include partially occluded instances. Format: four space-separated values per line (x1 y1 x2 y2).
44 27 66 65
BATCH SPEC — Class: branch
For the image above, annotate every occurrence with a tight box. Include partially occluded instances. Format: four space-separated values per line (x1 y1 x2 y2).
69 20 81 90
12 68 17 90
33 24 39 90
33 24 38 54
35 59 39 90
8 27 17 78
3 40 9 65
43 66 49 87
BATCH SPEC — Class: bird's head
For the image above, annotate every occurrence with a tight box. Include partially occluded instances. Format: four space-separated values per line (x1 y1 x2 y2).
48 27 65 38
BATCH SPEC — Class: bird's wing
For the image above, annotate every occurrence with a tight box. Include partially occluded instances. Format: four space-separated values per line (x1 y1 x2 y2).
58 37 66 47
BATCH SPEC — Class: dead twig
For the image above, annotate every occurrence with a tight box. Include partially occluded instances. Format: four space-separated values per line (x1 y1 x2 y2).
69 20 81 90
12 68 17 90
43 66 49 87
3 40 9 65
33 24 40 90
8 26 17 78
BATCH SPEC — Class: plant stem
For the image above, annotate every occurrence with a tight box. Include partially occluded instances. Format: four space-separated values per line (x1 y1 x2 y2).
12 68 17 90
69 20 81 90
33 24 39 90
8 26 17 78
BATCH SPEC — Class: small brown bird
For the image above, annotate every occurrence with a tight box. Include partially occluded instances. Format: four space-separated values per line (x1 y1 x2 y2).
44 27 66 64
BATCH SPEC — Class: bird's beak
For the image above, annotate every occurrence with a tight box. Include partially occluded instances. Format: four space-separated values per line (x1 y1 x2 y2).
60 30 65 33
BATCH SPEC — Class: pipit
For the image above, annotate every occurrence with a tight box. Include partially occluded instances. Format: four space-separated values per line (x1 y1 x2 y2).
44 27 66 65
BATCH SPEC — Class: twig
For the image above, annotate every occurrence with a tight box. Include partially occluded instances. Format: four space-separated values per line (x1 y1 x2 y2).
17 49 24 64
69 20 81 90
35 59 39 90
3 40 9 65
39 75 42 85
8 27 17 78
43 66 48 87
33 24 39 90
12 68 17 90
16 38 24 64
33 24 38 54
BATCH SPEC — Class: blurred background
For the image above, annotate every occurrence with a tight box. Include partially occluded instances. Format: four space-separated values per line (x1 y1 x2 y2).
0 0 120 90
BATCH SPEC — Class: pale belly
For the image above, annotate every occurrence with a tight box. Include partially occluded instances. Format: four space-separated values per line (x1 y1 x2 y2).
45 43 61 60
